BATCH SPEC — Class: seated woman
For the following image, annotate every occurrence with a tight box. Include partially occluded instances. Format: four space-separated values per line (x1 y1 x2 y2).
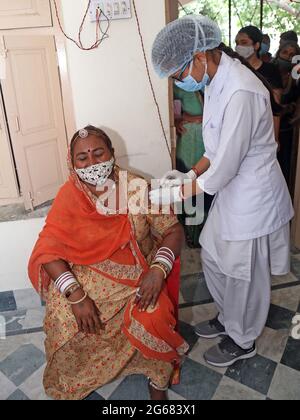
28 125 188 401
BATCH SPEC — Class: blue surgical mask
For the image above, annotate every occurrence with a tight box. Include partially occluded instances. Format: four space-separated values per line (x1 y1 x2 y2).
175 60 210 92
260 43 270 56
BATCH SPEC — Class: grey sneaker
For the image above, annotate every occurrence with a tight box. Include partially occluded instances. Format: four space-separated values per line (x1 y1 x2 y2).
204 336 257 368
194 316 227 339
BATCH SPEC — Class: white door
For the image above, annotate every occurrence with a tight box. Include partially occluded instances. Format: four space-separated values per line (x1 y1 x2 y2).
1 35 68 210
0 0 52 30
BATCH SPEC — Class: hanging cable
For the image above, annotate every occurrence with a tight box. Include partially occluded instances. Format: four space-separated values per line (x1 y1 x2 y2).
232 0 244 26
232 0 259 27
53 0 110 51
177 0 190 15
249 0 259 24
132 0 172 159
265 0 286 30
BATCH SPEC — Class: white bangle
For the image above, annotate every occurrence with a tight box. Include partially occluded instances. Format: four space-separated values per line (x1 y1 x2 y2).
54 271 79 295
155 250 175 265
68 291 88 305
154 256 173 272
158 247 175 261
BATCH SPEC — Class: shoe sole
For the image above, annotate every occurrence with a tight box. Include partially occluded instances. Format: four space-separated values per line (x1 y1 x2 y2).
204 348 257 368
195 330 228 339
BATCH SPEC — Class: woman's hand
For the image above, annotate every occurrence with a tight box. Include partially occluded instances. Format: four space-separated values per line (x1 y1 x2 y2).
182 112 203 124
175 118 187 135
135 268 165 312
69 288 104 334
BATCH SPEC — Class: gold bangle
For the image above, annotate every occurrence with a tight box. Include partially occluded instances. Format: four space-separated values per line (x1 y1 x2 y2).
68 291 88 305
150 264 167 280
153 259 172 275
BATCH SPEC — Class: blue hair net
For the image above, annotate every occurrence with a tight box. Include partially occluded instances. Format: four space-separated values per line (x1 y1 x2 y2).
152 15 222 78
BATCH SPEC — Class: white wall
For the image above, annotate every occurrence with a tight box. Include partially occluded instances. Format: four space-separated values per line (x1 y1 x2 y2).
0 1 171 293
0 219 45 292
60 0 172 179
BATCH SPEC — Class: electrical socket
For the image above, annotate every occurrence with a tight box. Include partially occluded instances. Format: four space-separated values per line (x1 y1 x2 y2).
89 0 132 22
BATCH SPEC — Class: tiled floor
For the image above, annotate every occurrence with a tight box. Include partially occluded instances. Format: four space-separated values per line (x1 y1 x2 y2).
0 247 300 400
0 201 52 223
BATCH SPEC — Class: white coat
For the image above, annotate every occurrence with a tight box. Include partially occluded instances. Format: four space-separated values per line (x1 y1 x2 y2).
197 52 294 242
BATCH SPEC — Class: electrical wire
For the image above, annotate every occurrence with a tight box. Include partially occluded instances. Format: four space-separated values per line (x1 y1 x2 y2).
249 0 260 24
232 0 260 27
53 0 110 51
265 0 286 30
132 0 172 159
178 0 190 15
232 0 244 27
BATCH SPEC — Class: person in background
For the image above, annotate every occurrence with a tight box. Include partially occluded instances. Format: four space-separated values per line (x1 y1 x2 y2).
280 30 298 48
235 26 283 145
274 41 300 191
173 85 212 247
260 34 272 63
236 26 283 103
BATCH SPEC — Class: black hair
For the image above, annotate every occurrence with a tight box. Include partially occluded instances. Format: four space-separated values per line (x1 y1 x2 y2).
217 44 282 116
70 125 114 163
275 41 300 60
238 25 264 57
262 34 271 43
280 30 298 44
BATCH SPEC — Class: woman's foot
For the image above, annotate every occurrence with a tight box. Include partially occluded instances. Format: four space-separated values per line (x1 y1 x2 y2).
148 382 168 400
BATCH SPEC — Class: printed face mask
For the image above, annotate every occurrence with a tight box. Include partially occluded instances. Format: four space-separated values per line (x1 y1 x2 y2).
76 157 115 187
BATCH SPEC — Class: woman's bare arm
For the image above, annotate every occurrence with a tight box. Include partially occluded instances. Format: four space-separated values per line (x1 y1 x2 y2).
43 260 71 280
43 260 104 335
136 222 184 312
192 155 211 176
159 223 185 259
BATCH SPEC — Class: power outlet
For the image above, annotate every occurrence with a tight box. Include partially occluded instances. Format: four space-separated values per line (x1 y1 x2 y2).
89 0 132 22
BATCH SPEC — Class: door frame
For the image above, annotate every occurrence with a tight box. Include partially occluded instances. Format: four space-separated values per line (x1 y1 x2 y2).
165 0 179 168
0 0 76 206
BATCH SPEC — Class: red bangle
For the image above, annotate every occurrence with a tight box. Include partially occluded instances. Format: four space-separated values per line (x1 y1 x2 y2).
192 166 201 177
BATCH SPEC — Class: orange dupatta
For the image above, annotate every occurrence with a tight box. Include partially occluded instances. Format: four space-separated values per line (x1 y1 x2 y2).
28 178 132 297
